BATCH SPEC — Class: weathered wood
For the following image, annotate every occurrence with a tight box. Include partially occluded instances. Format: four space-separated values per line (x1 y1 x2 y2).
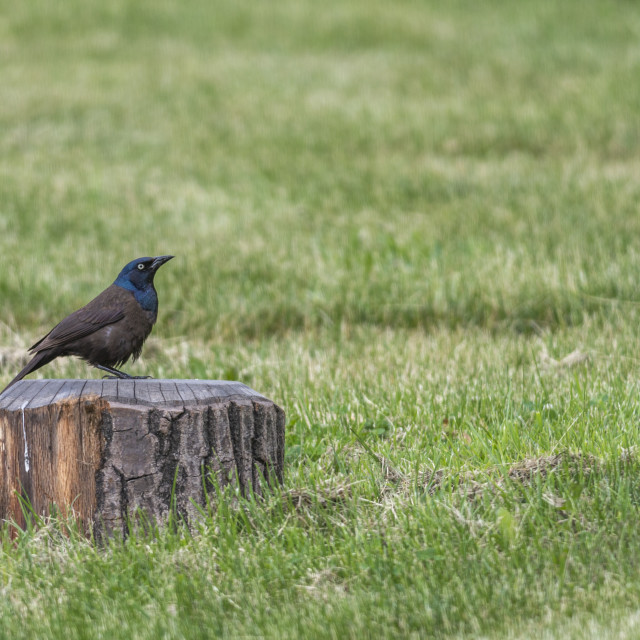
0 379 285 536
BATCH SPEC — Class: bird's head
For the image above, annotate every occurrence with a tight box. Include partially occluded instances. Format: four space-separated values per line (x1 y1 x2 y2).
114 256 174 291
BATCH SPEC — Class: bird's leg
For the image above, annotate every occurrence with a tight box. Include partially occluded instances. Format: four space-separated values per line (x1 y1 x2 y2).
95 364 132 379
94 364 153 380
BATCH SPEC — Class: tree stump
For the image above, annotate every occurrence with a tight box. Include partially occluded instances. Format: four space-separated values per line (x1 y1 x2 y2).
0 379 285 536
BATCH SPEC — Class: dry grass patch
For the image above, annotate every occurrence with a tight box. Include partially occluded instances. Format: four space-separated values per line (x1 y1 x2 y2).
424 452 599 501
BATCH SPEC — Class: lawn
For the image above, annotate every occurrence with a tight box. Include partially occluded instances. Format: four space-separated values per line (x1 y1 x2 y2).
2 0 640 637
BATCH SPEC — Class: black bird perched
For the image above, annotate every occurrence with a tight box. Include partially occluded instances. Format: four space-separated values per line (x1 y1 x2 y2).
1 255 174 393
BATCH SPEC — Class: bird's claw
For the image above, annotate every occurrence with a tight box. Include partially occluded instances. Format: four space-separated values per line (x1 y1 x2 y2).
101 374 154 380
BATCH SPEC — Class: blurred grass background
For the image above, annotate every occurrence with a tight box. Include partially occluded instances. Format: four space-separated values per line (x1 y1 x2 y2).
2 0 640 638
2 0 640 345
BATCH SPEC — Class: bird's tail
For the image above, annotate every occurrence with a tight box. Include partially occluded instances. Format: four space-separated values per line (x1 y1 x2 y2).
0 350 56 396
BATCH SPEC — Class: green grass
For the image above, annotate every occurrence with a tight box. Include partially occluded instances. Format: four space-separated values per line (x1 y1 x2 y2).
2 0 640 637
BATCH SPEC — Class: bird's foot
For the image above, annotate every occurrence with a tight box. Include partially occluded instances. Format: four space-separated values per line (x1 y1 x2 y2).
101 374 153 380
95 364 147 379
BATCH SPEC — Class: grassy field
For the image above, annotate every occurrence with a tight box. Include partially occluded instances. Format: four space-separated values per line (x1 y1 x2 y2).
2 0 640 637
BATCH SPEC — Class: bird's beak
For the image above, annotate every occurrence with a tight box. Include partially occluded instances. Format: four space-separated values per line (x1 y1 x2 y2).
151 255 174 271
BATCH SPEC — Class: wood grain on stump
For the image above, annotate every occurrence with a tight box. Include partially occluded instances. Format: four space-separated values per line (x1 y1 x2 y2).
0 379 285 536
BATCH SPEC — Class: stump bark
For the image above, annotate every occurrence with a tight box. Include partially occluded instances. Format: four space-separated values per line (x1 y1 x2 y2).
0 379 285 536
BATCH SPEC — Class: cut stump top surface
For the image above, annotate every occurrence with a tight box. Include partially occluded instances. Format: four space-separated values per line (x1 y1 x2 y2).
0 379 267 410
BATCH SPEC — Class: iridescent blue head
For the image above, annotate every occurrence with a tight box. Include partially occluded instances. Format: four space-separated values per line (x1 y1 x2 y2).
113 255 174 313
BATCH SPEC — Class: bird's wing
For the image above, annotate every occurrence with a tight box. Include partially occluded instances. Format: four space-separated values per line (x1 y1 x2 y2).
29 304 125 353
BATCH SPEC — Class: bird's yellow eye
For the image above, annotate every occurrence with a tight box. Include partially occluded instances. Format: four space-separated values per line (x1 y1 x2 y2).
137 263 145 270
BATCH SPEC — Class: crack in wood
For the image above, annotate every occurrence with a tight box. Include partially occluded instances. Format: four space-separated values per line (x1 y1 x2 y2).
113 464 128 538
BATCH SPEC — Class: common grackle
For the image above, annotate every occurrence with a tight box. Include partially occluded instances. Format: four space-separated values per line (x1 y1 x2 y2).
1 255 174 392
